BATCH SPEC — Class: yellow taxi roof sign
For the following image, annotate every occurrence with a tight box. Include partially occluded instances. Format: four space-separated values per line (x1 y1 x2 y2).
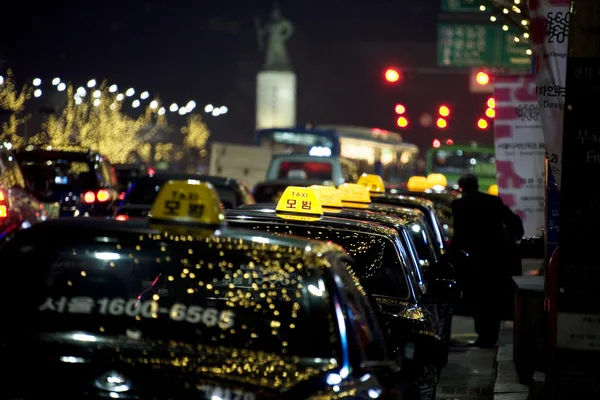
407 176 428 192
488 184 499 196
311 185 343 212
339 183 371 209
149 180 225 225
275 186 323 221
356 173 385 196
426 173 447 189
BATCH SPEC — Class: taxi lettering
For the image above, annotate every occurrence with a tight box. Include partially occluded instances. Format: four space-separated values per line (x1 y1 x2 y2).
289 191 308 198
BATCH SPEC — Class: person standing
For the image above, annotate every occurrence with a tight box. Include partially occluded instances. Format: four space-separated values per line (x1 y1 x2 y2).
451 174 522 348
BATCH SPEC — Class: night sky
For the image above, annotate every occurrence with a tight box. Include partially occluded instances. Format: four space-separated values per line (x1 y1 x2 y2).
1 0 492 151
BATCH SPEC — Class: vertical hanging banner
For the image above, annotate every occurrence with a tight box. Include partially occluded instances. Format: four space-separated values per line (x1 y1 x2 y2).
494 75 545 237
528 0 570 190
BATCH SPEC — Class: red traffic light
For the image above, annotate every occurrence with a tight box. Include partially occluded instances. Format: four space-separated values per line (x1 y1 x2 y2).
446 138 454 145
395 104 406 114
385 68 400 83
477 118 489 129
438 105 450 117
476 71 490 85
436 118 447 128
433 139 441 148
397 116 408 127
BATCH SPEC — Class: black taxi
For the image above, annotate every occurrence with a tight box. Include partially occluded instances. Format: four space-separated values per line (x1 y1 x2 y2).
226 186 449 400
0 181 403 399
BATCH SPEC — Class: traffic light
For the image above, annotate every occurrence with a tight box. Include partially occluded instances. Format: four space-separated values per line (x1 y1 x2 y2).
397 116 408 127
438 105 450 117
487 97 495 109
477 118 489 129
485 107 496 118
476 71 490 85
395 104 406 114
436 118 447 128
432 138 441 148
385 68 400 83
446 138 454 145
469 68 493 93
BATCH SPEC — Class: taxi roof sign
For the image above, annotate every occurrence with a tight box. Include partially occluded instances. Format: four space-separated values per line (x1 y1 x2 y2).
356 173 385 196
275 186 323 221
149 180 225 225
488 184 498 196
426 173 447 189
311 185 343 212
338 183 371 209
407 176 428 192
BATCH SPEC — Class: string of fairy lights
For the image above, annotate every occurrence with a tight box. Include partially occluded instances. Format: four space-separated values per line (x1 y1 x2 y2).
5 76 229 118
480 0 532 55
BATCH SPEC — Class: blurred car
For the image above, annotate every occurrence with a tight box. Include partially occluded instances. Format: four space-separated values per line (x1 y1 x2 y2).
15 147 119 217
112 162 154 199
114 173 255 220
252 179 334 203
0 144 48 238
0 180 404 399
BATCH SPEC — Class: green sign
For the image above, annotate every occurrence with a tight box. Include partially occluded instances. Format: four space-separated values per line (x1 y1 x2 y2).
441 0 480 12
437 23 532 70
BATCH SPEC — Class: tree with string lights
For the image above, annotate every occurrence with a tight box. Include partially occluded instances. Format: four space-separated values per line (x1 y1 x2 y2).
0 70 32 148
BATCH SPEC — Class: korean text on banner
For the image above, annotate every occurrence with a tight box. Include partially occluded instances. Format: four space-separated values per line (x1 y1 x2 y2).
494 75 545 238
528 0 571 190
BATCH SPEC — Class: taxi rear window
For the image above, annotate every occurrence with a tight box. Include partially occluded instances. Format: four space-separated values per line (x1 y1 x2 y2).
125 177 240 209
233 222 409 300
1 234 337 359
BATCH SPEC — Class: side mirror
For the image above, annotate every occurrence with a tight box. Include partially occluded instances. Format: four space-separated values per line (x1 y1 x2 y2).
423 278 461 304
404 334 446 367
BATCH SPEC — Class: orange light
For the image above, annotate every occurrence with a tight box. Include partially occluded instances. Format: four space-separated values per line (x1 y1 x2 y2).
96 189 110 202
397 116 408 127
433 139 441 148
0 190 4 201
446 138 454 145
385 69 400 83
0 205 6 218
83 191 95 203
395 104 406 114
486 108 496 118
477 118 489 129
438 105 450 117
476 72 490 85
487 97 495 109
115 214 129 221
436 118 447 128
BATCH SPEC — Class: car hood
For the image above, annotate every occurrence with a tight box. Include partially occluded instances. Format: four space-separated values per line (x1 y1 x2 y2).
4 331 338 399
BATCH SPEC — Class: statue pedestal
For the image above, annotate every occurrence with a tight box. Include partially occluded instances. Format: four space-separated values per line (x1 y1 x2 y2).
255 70 296 129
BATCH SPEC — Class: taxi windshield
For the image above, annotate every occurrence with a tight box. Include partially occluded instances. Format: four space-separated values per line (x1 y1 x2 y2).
125 176 240 209
2 233 337 359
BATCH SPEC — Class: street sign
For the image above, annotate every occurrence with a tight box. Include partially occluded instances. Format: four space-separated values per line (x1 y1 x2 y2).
441 0 480 12
437 23 532 70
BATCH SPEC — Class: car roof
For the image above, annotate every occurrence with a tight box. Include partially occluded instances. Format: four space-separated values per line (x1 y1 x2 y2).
227 206 400 239
8 218 346 272
373 193 435 209
138 173 242 188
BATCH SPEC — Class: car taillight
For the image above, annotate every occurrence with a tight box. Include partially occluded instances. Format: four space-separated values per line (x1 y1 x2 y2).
83 190 111 204
115 215 129 221
97 190 110 202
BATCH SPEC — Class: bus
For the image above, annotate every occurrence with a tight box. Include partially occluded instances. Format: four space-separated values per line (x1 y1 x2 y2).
425 142 496 191
255 125 419 184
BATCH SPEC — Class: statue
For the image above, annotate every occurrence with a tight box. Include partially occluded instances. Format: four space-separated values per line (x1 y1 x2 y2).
255 3 294 71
